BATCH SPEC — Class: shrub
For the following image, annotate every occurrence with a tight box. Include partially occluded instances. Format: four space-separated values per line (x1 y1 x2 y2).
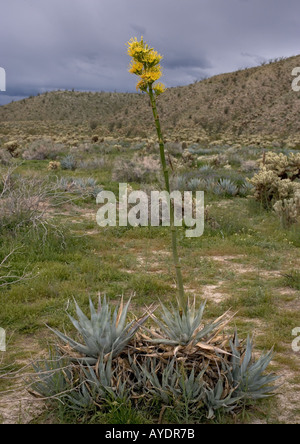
4 140 20 158
89 120 98 131
273 191 300 228
0 149 11 165
262 152 300 181
56 176 103 198
47 161 61 171
241 160 258 173
0 167 58 234
112 154 160 183
249 152 300 208
60 154 77 171
22 139 65 160
78 157 107 171
165 141 183 156
91 134 99 143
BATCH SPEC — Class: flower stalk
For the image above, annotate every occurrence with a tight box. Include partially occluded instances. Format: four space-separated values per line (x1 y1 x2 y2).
127 37 187 313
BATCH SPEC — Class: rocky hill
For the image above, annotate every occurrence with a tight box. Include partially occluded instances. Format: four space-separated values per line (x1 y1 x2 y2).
0 54 300 142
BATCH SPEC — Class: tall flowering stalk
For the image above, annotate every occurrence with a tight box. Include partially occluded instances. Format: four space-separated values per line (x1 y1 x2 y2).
127 37 187 314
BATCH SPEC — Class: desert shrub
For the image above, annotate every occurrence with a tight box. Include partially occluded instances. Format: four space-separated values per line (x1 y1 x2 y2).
0 149 11 165
56 177 102 198
22 139 65 160
0 165 97 236
165 142 183 156
208 154 228 167
227 154 243 167
129 141 147 151
249 152 300 208
182 150 197 166
0 167 58 234
89 120 98 131
91 135 99 143
4 140 21 158
47 161 61 171
240 160 258 173
262 152 300 181
78 157 107 171
60 154 77 171
273 191 300 228
189 146 223 156
112 154 160 183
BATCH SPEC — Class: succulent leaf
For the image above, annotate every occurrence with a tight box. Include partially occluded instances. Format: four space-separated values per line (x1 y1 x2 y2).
48 296 149 363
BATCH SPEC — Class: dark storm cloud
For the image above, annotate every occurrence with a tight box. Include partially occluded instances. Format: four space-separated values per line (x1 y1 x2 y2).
0 0 300 105
163 54 211 70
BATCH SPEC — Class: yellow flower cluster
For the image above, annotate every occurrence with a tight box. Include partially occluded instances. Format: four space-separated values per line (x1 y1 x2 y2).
127 37 166 95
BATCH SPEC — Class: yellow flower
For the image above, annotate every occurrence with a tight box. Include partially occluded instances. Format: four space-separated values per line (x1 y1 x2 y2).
127 37 165 95
136 79 148 92
129 61 143 75
141 68 162 84
153 82 166 96
127 37 148 61
144 50 163 67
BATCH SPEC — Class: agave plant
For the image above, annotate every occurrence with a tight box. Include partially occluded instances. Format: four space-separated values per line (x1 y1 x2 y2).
187 178 203 192
238 180 253 197
150 299 230 346
203 178 217 193
215 178 239 197
60 154 77 171
31 348 72 398
64 377 97 412
48 296 149 364
204 379 240 419
140 358 206 413
79 353 129 402
177 366 206 410
57 355 119 412
198 165 214 174
140 358 179 404
225 332 279 400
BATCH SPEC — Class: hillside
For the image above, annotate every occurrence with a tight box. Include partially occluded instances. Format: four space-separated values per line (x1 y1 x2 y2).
0 54 300 141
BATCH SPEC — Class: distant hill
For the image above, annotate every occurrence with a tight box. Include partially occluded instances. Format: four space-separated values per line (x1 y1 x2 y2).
0 55 300 141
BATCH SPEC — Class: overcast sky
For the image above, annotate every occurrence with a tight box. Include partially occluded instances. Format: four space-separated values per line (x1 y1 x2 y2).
0 0 299 105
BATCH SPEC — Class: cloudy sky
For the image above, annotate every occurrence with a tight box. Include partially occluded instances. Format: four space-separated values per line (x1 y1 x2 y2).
0 0 299 105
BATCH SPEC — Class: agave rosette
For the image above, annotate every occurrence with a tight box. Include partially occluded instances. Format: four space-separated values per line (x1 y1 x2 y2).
149 299 233 350
48 295 149 364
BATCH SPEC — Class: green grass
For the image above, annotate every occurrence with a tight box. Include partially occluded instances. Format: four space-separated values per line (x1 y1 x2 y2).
282 271 300 290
